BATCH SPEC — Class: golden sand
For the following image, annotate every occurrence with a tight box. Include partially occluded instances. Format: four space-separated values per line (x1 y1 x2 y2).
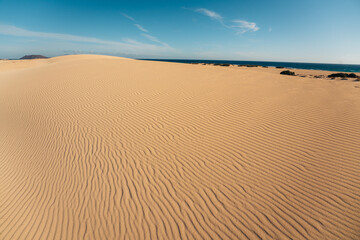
1 55 359 239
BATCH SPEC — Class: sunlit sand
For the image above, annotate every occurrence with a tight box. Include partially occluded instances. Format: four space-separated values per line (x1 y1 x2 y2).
1 55 359 239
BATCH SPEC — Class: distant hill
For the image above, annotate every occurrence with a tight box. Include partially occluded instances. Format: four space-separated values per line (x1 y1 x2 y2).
20 55 48 60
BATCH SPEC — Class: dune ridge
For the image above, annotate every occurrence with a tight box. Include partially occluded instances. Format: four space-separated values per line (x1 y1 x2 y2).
1 55 360 239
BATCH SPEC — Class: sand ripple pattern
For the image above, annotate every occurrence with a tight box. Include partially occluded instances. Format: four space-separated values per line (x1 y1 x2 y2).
1 55 360 239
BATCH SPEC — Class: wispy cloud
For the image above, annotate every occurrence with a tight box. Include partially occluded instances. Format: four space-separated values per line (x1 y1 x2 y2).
121 13 169 47
190 8 259 34
141 33 169 47
195 8 223 22
134 24 148 32
0 24 173 53
231 20 259 34
121 13 135 22
0 24 113 44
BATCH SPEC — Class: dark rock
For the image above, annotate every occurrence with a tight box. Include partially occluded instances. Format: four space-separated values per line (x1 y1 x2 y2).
20 55 48 60
276 66 285 69
280 70 295 76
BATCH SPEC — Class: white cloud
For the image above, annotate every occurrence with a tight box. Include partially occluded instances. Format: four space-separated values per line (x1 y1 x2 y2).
121 13 135 22
191 8 259 34
0 24 173 53
141 33 169 47
0 24 116 44
231 20 259 34
120 13 167 49
195 8 223 22
134 24 148 32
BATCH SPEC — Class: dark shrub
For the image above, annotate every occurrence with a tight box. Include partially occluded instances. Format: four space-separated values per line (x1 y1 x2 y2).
328 73 358 78
348 73 358 78
280 70 295 76
238 64 260 67
328 73 348 78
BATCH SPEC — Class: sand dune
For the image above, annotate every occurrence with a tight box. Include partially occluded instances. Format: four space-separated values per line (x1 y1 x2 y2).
0 55 359 240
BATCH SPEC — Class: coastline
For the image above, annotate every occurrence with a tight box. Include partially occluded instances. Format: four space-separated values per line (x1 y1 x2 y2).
1 56 359 81
140 58 360 82
141 59 360 73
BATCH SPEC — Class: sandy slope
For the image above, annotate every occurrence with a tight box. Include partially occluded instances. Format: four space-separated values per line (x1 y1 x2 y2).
0 55 359 240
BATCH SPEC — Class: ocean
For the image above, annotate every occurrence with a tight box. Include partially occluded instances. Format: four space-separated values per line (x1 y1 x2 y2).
141 59 360 73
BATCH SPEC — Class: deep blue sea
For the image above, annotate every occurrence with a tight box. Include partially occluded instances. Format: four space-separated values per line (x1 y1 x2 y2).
141 59 360 73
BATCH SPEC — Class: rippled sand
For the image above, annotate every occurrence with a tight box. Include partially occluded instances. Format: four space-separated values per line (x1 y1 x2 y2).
1 55 359 239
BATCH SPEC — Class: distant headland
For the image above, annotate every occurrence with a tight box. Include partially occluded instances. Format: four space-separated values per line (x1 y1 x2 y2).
20 55 48 60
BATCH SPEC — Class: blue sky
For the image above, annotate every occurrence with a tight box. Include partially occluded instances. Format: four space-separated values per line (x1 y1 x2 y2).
0 0 359 63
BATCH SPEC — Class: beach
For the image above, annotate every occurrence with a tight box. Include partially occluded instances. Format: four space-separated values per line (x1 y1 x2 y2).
1 54 359 239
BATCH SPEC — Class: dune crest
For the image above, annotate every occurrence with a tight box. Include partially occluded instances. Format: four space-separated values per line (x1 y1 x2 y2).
1 55 360 239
